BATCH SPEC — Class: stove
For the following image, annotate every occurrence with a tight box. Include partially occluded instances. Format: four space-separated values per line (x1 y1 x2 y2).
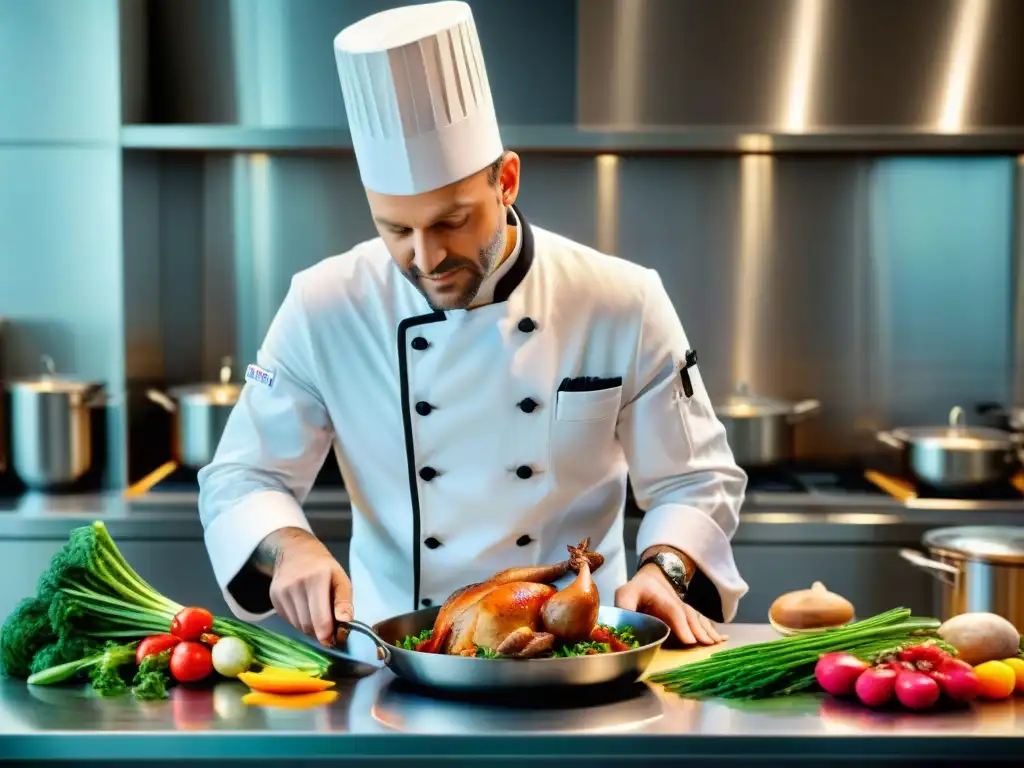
738 460 1024 512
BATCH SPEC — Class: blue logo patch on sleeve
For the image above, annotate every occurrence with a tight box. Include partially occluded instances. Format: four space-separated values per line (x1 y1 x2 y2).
245 364 276 388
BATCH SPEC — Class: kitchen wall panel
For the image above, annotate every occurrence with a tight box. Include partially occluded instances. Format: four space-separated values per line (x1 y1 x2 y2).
0 147 126 486
0 0 120 142
869 156 1015 428
129 0 576 127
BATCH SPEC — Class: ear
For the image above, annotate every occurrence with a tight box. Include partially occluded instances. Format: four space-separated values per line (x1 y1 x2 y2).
497 151 521 206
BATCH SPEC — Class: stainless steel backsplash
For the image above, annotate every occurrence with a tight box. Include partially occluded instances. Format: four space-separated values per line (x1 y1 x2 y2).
122 151 1019 467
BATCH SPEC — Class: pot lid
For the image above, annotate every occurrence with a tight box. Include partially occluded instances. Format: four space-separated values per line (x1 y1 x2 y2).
714 381 815 418
165 357 241 405
922 525 1024 566
891 406 1016 449
7 355 103 395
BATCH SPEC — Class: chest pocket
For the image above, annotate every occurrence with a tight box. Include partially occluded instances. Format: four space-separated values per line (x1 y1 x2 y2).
549 386 623 483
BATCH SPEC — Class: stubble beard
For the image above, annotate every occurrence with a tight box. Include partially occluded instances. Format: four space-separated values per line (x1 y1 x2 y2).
414 209 507 311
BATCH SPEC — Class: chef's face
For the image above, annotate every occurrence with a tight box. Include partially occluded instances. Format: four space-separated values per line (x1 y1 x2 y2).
366 152 521 311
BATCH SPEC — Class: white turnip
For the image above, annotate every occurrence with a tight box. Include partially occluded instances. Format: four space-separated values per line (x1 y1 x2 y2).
937 613 1020 666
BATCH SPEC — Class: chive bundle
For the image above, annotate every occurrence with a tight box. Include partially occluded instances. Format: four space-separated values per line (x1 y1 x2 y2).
649 608 954 700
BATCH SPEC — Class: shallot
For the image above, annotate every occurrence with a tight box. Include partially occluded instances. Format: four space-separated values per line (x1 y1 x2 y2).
854 666 897 707
814 652 870 696
894 669 940 710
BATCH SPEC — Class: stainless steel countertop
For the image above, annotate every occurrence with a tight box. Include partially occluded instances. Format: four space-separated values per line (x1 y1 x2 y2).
0 624 1020 763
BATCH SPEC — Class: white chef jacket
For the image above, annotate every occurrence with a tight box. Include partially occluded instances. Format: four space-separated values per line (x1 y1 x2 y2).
197 205 750 629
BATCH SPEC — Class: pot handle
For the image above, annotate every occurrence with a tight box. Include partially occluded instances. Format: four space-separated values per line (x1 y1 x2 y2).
336 619 391 664
84 390 121 409
898 548 959 587
146 389 177 414
788 399 821 421
876 430 904 450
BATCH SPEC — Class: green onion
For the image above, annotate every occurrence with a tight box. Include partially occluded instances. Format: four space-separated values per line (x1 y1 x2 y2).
649 608 951 700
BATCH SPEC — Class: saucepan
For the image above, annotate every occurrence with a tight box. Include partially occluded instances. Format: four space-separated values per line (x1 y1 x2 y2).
146 357 241 469
337 605 670 692
714 381 821 467
876 405 1022 491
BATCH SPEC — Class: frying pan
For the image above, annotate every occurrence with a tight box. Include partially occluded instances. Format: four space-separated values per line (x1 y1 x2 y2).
337 605 670 692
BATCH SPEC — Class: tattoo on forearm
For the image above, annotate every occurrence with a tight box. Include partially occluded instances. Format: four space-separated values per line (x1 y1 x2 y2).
250 540 281 576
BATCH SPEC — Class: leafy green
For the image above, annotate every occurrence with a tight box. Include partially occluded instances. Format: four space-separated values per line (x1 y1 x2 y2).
26 640 137 693
397 628 433 650
131 649 171 700
398 624 640 658
1 521 333 686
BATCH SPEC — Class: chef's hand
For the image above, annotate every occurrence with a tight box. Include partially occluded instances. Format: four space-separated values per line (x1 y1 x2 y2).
257 527 353 647
615 563 727 646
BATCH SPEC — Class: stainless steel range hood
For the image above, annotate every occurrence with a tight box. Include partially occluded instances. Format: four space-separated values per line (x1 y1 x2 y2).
577 0 1024 150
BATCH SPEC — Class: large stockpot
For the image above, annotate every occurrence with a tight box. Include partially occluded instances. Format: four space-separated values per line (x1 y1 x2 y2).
146 357 241 469
714 382 821 467
876 405 1022 491
7 355 107 490
900 526 1024 632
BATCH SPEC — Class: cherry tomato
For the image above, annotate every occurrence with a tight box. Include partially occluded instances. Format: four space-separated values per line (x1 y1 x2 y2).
136 633 182 666
170 641 214 683
170 607 214 641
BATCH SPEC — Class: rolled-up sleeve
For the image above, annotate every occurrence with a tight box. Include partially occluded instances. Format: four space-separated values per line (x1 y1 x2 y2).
617 269 749 623
198 275 334 620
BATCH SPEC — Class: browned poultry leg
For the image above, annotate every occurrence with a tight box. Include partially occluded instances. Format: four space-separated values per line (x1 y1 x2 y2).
495 626 556 658
484 538 604 586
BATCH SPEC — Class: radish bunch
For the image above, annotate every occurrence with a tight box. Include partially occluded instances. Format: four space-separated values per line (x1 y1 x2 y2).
814 643 979 710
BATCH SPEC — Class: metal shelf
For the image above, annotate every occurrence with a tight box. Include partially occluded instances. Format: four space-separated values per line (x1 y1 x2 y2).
119 124 1024 153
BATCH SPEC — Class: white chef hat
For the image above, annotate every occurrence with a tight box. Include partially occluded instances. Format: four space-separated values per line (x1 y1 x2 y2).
333 1 504 196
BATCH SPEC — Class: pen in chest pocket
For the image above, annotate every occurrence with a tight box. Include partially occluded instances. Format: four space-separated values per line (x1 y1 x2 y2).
678 349 698 399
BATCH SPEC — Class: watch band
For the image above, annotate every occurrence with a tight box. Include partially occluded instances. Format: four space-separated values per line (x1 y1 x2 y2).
640 551 692 600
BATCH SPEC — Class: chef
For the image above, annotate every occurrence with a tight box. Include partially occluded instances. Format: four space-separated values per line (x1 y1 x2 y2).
197 0 749 653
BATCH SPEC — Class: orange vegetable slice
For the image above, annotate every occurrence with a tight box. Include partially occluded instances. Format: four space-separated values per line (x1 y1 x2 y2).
242 691 338 710
258 666 318 678
237 671 336 694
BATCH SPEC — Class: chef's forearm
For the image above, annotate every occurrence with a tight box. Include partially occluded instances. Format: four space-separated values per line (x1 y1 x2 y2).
250 526 316 576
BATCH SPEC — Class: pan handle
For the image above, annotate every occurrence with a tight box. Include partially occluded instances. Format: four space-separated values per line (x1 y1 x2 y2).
336 619 392 664
899 548 959 587
876 430 904 450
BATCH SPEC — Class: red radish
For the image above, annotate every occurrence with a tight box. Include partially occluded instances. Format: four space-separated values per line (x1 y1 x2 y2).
170 607 214 641
135 633 181 665
815 652 870 696
894 670 940 710
855 666 897 707
933 659 980 702
898 643 953 668
169 641 213 683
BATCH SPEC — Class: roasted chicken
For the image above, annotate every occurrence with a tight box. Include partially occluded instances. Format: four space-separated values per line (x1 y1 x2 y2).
417 538 604 658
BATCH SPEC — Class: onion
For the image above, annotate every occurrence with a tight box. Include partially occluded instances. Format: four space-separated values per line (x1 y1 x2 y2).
211 636 254 678
854 666 897 707
933 659 980 702
894 670 940 710
814 652 870 696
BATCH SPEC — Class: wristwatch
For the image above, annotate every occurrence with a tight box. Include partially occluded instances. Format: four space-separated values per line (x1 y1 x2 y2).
639 551 693 601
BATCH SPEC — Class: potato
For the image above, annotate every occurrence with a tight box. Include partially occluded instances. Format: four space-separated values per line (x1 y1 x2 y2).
938 612 1020 665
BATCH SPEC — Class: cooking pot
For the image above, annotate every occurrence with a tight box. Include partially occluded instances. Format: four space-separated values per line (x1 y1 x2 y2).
146 357 241 469
7 355 108 490
876 405 1022 491
900 525 1024 632
714 381 820 467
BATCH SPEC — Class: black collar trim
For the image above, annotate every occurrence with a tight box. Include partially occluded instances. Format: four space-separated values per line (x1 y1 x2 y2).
493 203 534 304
